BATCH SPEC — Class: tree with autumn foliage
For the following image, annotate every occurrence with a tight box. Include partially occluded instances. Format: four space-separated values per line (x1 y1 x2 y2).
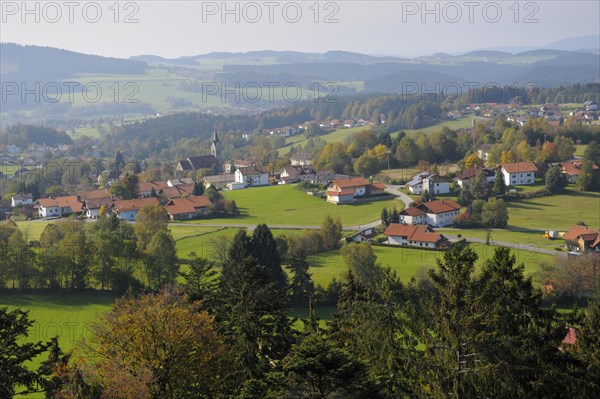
69 288 226 399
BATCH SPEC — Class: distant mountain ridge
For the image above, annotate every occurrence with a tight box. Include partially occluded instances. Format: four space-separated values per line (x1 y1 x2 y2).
0 43 147 81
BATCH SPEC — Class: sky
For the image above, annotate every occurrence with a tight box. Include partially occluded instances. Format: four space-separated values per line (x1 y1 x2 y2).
1 0 599 58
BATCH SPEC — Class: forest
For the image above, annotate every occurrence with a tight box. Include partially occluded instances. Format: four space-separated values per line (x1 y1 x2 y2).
2 220 600 398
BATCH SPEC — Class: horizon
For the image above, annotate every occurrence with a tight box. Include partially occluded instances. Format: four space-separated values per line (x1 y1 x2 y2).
3 32 599 61
1 1 598 59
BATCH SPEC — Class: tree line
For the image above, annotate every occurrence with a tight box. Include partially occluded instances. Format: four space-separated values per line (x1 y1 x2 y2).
2 232 599 398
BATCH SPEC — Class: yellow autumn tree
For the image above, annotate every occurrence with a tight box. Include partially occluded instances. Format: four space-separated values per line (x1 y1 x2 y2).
73 288 225 399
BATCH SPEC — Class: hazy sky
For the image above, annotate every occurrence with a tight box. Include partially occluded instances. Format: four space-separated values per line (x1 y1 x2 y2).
1 1 599 58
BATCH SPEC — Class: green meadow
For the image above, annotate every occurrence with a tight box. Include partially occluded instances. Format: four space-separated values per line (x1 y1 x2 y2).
181 184 403 227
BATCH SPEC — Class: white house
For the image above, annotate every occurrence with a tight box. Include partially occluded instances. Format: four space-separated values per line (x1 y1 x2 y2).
406 172 431 195
326 177 385 204
234 166 270 187
111 198 159 221
164 196 212 220
501 162 538 186
11 193 33 207
83 197 113 219
36 196 83 219
455 166 496 189
385 224 446 248
422 175 451 195
398 207 427 225
36 198 61 218
398 199 462 228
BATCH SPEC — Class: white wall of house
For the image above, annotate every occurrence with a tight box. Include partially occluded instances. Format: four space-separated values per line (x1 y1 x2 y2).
117 210 138 221
424 179 450 195
408 183 423 194
353 187 366 196
39 206 60 218
426 210 460 227
234 170 269 187
502 169 535 186
388 236 408 245
400 214 425 225
12 197 33 207
388 236 436 248
86 208 101 219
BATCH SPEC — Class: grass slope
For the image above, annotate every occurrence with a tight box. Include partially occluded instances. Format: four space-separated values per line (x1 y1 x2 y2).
181 184 402 226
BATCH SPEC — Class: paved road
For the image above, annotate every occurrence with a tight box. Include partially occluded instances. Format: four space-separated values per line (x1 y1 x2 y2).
384 185 414 208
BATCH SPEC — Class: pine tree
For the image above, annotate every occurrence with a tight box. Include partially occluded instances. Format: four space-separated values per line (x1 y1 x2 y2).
390 208 400 224
287 250 314 305
492 171 506 196
251 224 287 289
381 207 389 226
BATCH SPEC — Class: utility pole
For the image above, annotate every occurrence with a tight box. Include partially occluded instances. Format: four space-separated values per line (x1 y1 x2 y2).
386 149 391 170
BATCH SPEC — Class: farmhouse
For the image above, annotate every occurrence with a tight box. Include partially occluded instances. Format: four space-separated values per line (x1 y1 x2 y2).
559 160 599 183
223 160 255 174
406 172 431 195
562 225 600 253
160 184 194 199
398 207 427 225
399 199 462 227
416 199 462 227
501 162 538 186
405 172 451 195
36 196 84 219
139 181 171 198
203 173 236 189
326 177 385 204
164 195 212 220
385 224 447 248
11 193 33 207
349 227 378 243
83 197 114 219
234 165 270 187
455 166 496 189
111 197 160 221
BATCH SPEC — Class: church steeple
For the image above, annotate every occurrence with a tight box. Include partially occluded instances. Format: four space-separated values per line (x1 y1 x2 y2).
211 127 221 163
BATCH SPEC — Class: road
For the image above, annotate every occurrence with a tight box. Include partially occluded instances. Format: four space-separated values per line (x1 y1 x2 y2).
384 185 414 208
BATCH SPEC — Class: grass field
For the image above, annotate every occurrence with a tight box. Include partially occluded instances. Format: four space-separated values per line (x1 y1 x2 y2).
306 242 553 288
277 125 367 155
400 116 486 136
180 184 403 226
506 188 600 230
437 227 565 252
380 164 458 182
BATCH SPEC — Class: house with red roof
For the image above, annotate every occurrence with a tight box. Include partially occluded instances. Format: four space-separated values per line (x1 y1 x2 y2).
384 224 448 249
500 162 538 186
559 160 599 183
398 199 462 227
36 196 84 218
326 177 386 204
111 197 160 221
164 195 212 220
562 225 600 253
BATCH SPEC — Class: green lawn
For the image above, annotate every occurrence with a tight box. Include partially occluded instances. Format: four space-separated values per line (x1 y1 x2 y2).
400 116 486 136
437 228 565 252
0 291 117 374
506 188 600 230
278 125 368 155
307 242 553 288
181 185 402 227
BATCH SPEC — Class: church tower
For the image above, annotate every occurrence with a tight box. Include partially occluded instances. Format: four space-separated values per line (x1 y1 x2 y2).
210 127 221 163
